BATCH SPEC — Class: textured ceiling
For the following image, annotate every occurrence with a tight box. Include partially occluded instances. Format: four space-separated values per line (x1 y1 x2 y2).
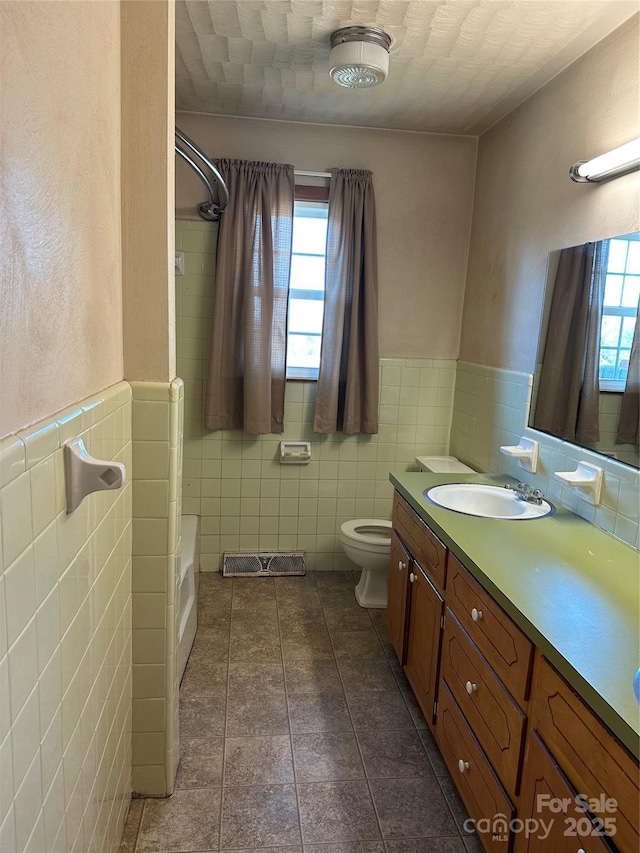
175 0 638 134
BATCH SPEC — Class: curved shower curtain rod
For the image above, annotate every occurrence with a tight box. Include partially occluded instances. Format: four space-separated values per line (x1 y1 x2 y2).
175 127 229 221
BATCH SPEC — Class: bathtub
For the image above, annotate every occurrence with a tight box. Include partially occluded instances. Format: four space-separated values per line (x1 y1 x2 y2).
178 515 199 684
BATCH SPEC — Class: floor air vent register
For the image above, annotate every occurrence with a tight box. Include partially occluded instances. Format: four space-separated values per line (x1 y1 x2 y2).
222 551 306 577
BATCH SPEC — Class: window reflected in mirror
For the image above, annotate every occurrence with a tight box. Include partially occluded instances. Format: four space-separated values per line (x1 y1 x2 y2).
530 232 639 469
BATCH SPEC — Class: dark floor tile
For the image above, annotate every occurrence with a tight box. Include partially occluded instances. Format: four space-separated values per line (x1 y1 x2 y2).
462 834 484 853
323 607 375 633
288 692 352 733
284 660 342 694
330 629 385 660
438 775 474 834
315 572 359 590
180 693 226 738
119 798 143 853
279 609 327 631
303 844 384 853
346 691 414 731
232 578 277 611
224 735 294 785
385 840 466 853
136 788 221 852
231 609 280 632
297 781 381 842
401 690 429 730
189 624 230 657
198 607 232 629
293 731 365 782
357 729 433 779
180 659 228 695
369 777 458 839
226 692 290 736
228 661 285 694
175 737 224 789
337 659 398 693
228 627 282 663
281 624 334 661
318 590 362 612
418 728 449 777
368 610 387 634
221 784 301 847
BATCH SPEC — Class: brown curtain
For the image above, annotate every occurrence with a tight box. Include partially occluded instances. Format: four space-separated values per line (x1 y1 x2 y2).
204 159 294 434
616 309 640 444
533 241 609 443
313 168 379 435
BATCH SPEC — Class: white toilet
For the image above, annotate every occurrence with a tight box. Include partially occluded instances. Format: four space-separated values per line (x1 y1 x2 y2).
340 457 475 609
339 519 393 609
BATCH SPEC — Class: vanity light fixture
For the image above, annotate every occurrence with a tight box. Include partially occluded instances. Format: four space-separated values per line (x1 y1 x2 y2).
569 137 640 183
329 26 392 88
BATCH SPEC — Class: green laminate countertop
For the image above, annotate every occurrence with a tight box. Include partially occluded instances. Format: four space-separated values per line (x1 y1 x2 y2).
390 471 640 759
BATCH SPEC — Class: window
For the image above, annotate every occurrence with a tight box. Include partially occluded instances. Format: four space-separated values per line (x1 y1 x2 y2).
286 192 329 380
600 236 640 391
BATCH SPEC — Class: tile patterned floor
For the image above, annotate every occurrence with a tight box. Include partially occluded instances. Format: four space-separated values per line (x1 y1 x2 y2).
120 571 482 853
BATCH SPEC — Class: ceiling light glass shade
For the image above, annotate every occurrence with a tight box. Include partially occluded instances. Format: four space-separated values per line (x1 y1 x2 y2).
329 26 391 89
570 138 640 183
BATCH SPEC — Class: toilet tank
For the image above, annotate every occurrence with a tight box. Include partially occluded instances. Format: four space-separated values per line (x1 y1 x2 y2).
415 455 475 473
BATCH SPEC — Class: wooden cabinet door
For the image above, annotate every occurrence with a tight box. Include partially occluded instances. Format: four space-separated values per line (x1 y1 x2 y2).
386 530 411 663
404 563 444 726
515 731 616 853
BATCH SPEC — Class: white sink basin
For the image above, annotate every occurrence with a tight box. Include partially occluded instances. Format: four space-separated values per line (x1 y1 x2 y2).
425 483 553 520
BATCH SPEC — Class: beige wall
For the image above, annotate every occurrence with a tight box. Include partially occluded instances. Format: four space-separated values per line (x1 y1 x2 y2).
0 1 123 439
459 15 640 373
175 113 477 360
121 0 176 383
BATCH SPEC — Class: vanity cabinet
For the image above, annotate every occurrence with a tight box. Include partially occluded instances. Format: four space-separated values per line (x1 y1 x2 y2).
388 489 639 853
386 530 411 663
390 493 447 726
404 563 444 725
515 731 615 853
528 655 639 853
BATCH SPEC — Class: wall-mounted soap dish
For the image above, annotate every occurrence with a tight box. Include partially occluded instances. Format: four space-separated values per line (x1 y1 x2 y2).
554 461 603 506
499 437 539 473
64 437 126 513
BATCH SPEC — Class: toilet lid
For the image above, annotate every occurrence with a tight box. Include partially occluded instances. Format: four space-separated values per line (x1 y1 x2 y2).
341 518 392 546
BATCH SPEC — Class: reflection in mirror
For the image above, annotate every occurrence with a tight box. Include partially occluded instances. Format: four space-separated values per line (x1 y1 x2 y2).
530 233 639 469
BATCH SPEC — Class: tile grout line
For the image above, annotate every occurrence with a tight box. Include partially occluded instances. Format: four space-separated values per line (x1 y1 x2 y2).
275 573 306 848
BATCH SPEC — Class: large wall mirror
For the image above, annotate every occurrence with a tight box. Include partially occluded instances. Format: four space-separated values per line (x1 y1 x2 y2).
530 232 639 469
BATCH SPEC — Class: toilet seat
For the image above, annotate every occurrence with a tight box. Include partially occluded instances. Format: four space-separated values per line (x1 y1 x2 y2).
340 518 392 548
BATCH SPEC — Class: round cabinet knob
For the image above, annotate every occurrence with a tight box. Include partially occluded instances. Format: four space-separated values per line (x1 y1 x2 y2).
398 561 407 571
409 572 417 583
458 759 470 774
465 681 477 695
471 607 483 622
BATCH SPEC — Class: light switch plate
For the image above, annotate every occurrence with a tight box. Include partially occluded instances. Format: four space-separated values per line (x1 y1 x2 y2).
175 251 185 276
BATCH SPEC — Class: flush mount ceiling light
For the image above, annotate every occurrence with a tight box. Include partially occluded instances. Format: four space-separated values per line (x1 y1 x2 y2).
569 137 640 183
329 26 392 89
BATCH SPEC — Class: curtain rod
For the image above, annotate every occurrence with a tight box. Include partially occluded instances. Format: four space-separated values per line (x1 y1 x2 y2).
295 169 332 178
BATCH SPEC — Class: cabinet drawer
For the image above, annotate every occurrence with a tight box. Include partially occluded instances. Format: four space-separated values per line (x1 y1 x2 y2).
531 655 639 853
446 555 533 705
393 493 447 591
437 681 514 853
441 608 527 796
515 730 617 853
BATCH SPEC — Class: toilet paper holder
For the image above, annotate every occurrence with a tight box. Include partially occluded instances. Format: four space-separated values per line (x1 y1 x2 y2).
280 441 311 464
64 437 126 513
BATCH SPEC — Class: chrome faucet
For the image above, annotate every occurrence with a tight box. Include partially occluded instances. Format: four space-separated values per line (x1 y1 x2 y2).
504 482 545 505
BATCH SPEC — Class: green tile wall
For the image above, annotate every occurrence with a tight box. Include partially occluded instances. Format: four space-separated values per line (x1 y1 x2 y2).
451 361 640 549
176 218 456 571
